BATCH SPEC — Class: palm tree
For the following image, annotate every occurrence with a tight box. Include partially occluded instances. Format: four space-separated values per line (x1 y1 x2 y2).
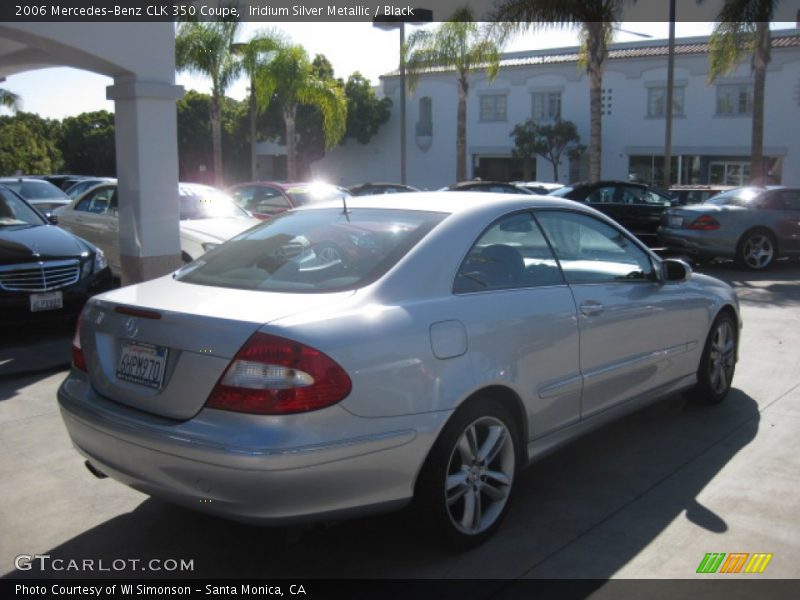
265 43 347 180
493 1 628 182
708 1 780 184
175 21 241 185
404 6 502 182
232 31 283 180
0 88 20 112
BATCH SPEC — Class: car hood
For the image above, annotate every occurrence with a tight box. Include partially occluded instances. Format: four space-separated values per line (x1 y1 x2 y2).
0 224 87 265
179 217 261 242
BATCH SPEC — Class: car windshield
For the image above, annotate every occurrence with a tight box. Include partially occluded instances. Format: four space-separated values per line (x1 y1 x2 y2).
0 188 47 228
707 188 763 207
548 186 574 197
175 208 446 293
179 184 251 220
285 184 350 207
1 180 69 200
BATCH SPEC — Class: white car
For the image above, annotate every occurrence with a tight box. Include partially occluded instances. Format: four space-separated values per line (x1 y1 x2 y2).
55 182 261 277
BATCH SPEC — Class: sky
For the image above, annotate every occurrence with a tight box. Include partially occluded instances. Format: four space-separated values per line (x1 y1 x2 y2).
1 21 796 120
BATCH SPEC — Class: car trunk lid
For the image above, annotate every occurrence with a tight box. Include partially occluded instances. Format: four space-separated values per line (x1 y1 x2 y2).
80 275 355 420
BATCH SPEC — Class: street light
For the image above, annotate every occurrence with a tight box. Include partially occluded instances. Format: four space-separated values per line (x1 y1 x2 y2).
374 8 433 185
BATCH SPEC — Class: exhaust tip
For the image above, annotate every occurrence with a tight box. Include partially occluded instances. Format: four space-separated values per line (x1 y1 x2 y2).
84 460 108 479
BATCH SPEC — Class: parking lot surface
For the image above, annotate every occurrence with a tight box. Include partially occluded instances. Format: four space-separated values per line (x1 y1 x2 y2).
1 262 799 581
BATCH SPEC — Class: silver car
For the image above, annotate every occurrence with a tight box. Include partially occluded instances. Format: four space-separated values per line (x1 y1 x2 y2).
658 186 800 270
58 193 741 547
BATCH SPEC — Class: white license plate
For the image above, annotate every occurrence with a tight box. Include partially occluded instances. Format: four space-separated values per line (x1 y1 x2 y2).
116 341 168 390
669 216 684 228
30 291 63 312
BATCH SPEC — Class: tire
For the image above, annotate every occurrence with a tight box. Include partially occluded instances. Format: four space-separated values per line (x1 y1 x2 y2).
736 229 777 270
413 397 519 549
685 312 737 405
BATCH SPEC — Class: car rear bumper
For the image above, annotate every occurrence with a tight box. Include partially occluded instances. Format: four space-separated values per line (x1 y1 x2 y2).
657 227 737 259
57 371 447 524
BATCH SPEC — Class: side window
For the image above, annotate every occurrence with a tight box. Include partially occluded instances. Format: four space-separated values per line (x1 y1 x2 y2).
643 190 671 206
781 191 800 210
619 186 644 204
586 186 616 204
231 185 257 208
454 212 563 294
536 211 654 283
75 187 114 214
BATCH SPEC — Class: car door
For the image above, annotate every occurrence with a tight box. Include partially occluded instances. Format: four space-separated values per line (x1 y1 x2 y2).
766 190 800 254
453 211 582 440
60 185 120 273
535 210 690 419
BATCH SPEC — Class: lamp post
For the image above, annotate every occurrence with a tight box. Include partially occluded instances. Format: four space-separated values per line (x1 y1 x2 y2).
663 0 676 188
374 8 433 185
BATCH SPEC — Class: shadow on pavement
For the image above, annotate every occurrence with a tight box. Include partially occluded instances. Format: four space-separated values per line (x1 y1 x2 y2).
6 389 760 580
694 260 800 307
0 321 73 384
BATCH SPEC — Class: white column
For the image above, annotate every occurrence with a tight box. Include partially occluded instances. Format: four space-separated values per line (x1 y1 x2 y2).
107 77 185 284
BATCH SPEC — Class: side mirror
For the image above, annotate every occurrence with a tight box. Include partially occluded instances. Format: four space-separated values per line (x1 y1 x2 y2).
46 212 59 225
661 258 692 283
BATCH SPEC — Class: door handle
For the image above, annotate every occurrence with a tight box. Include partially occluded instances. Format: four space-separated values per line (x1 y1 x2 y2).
580 302 605 316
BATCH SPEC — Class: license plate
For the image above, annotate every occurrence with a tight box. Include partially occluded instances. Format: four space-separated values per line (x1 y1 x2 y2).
30 291 63 312
669 216 684 228
116 341 168 390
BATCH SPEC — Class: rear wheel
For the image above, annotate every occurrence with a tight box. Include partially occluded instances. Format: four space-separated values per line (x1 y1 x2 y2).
414 398 518 549
685 312 737 405
736 229 776 270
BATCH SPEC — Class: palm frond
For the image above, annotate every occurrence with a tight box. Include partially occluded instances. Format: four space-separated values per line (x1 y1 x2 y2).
0 88 21 111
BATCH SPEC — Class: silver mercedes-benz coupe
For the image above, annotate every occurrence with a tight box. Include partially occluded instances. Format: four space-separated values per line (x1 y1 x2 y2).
58 192 741 547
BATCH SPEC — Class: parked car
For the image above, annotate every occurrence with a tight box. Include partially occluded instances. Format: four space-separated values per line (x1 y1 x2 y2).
0 184 112 325
658 186 800 270
56 182 261 277
0 177 72 213
550 180 673 245
669 184 735 207
59 192 740 547
348 182 420 196
228 181 351 219
513 181 564 195
444 181 534 194
34 174 94 191
65 177 116 200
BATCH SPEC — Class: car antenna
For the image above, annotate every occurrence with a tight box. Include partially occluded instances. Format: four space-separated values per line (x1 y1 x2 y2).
342 194 351 222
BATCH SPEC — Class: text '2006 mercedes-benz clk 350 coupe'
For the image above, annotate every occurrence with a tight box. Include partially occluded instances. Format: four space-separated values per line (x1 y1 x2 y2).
58 192 741 548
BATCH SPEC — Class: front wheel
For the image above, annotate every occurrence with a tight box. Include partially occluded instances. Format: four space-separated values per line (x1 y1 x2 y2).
685 312 738 405
414 398 519 549
737 229 776 270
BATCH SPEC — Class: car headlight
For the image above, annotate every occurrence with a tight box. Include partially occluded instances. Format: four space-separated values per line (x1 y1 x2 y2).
93 247 108 273
201 242 219 253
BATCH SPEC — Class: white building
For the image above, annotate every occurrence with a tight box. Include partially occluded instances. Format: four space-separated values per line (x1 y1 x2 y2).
312 29 800 189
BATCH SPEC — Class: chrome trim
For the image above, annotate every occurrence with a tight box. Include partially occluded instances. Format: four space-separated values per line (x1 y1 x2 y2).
0 259 81 292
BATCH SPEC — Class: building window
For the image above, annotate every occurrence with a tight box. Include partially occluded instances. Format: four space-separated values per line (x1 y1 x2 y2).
647 86 685 117
416 97 432 136
479 93 507 122
716 84 753 116
709 161 751 186
532 91 561 121
601 88 613 116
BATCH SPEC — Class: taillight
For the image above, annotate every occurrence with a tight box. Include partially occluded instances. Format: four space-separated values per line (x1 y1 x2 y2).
72 315 87 372
687 215 720 230
205 333 352 415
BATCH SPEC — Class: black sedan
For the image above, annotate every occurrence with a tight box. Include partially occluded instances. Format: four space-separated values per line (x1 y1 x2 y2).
444 181 534 194
348 182 420 196
550 180 672 245
0 185 113 325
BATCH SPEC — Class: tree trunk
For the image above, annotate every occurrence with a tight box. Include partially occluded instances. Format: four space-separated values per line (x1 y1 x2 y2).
585 22 606 183
456 75 468 182
522 158 533 181
249 79 258 181
284 105 297 181
750 22 770 185
210 95 223 186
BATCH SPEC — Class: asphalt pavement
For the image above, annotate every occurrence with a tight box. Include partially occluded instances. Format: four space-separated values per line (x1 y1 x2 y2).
1 260 799 587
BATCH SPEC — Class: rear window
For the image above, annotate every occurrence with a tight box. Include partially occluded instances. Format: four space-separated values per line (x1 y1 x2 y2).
175 208 446 293
179 185 250 220
707 188 763 207
2 180 68 200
